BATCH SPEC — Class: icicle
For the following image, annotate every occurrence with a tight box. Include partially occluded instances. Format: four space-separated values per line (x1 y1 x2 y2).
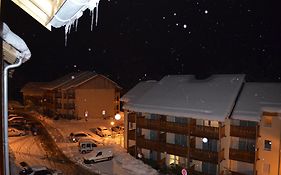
65 24 69 46
90 9 94 31
75 18 79 31
95 2 99 26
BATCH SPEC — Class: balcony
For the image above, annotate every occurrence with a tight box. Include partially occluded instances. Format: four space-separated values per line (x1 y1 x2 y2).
136 117 190 134
137 117 160 130
165 143 188 157
136 137 188 157
219 149 225 162
63 103 75 109
229 171 249 175
137 137 164 152
229 148 255 163
128 113 136 123
190 125 219 139
55 93 62 98
230 125 257 139
128 129 136 140
190 148 218 164
55 103 62 109
220 125 226 138
160 121 189 135
67 93 75 99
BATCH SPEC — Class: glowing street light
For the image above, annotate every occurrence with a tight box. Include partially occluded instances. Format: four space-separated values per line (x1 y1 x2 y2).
202 137 208 143
115 113 121 120
110 121 115 126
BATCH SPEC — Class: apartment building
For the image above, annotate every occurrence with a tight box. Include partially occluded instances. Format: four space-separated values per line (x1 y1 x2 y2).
121 75 281 175
21 82 47 108
22 71 121 119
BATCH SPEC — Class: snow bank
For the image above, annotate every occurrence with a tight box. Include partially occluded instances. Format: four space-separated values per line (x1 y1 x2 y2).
112 145 158 175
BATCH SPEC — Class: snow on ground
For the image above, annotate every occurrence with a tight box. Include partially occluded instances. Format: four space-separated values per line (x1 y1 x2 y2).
32 112 158 175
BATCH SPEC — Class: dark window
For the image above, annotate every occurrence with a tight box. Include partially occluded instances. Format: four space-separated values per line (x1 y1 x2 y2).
264 140 272 151
96 151 102 157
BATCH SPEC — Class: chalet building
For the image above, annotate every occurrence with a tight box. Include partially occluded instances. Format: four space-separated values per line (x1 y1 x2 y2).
121 75 281 175
21 82 47 108
22 71 121 119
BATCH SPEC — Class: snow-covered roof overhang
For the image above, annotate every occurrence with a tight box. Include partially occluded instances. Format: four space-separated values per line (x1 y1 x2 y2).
123 74 245 122
1 23 31 64
11 0 100 31
232 83 281 122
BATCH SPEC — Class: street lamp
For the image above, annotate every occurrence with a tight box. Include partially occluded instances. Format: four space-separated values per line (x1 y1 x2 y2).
202 137 208 143
114 113 121 120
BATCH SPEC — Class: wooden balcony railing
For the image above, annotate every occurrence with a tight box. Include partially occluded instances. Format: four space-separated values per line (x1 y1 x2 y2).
218 149 225 162
160 121 189 135
165 143 188 157
137 117 160 130
229 171 249 175
137 137 164 152
190 148 218 164
128 129 136 140
229 148 255 163
220 125 226 138
136 117 190 134
137 137 188 157
190 125 219 139
230 125 257 139
55 93 62 98
63 103 75 109
128 113 136 123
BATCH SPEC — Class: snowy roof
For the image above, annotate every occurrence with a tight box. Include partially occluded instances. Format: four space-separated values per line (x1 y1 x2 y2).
41 71 122 91
41 72 87 90
60 71 97 90
232 83 281 122
1 23 31 63
21 82 47 93
121 80 157 103
123 74 245 121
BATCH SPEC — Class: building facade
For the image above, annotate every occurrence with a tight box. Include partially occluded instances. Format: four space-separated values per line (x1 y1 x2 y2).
122 75 281 175
22 71 121 120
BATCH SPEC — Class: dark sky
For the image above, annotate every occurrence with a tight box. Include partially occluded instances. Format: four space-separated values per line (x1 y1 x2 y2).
3 0 281 98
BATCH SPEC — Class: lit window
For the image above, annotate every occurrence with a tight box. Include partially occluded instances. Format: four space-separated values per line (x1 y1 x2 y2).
263 116 272 127
169 155 179 165
264 140 272 151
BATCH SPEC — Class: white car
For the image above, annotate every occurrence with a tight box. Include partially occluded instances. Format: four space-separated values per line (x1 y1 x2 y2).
19 162 62 175
96 126 112 137
8 128 26 137
83 147 113 164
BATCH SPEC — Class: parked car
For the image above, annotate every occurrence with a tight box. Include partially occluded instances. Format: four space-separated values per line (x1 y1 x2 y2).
79 138 98 154
9 123 30 131
8 128 26 137
95 126 112 137
19 162 62 175
83 147 113 164
69 132 93 142
111 125 124 134
8 116 26 123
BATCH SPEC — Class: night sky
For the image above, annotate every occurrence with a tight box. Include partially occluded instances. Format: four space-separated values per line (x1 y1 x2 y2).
3 0 281 98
